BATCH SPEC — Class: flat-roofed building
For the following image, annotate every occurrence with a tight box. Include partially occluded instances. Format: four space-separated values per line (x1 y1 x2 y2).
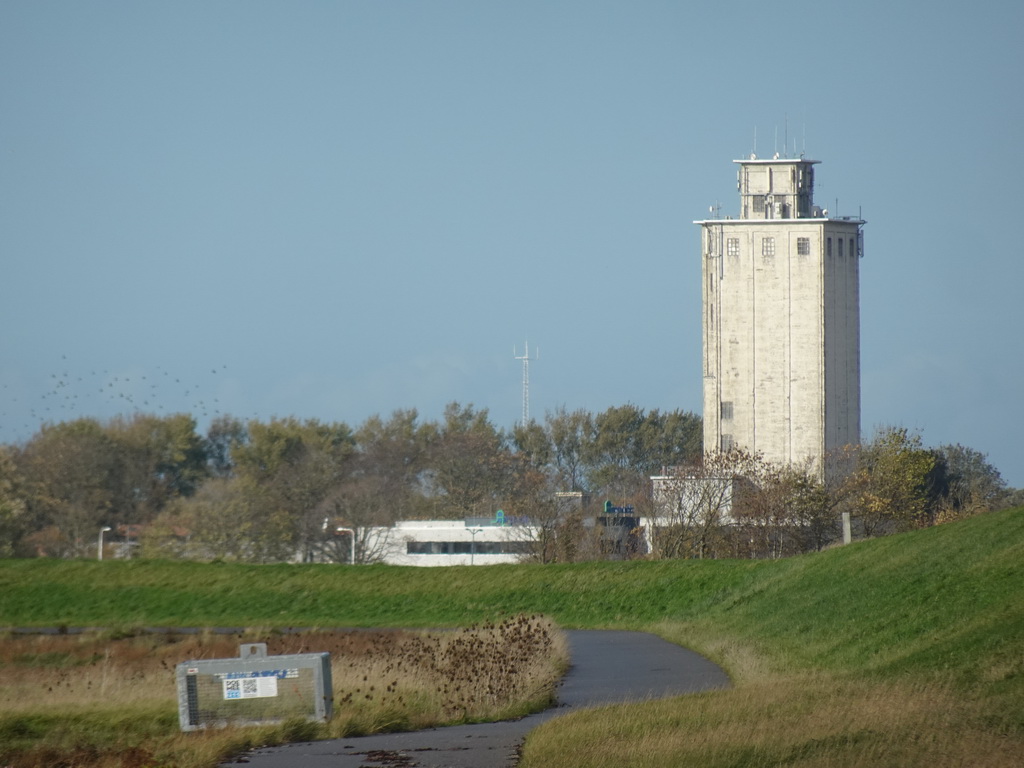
368 519 536 566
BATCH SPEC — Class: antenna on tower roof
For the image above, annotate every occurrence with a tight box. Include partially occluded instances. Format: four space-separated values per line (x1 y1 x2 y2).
513 341 538 427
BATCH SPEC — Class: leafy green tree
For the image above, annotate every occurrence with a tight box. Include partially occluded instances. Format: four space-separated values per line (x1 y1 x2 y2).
729 458 792 559
511 419 551 471
783 461 845 552
232 417 356 561
351 409 436 521
544 407 591 492
849 427 938 534
231 418 351 479
303 409 440 563
105 413 209 522
932 443 1008 520
1002 486 1024 509
728 458 844 558
16 419 121 557
511 415 615 563
583 405 702 500
205 415 248 477
425 403 513 518
0 448 28 557
649 409 704 473
583 404 647 497
15 414 209 558
143 476 296 562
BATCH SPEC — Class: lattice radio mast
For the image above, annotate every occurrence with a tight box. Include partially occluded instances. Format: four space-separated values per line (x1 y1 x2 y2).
513 341 538 427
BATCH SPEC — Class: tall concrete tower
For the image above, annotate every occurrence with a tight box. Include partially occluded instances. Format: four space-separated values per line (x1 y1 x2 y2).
696 155 863 471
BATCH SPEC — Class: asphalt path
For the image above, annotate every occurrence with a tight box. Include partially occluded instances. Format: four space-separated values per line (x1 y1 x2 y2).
227 630 730 768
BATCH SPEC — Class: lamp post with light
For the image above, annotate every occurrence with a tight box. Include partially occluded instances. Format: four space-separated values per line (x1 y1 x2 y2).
98 526 112 561
468 527 483 566
322 518 356 565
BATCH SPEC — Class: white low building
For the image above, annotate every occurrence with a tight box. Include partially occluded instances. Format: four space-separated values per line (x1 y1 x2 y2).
366 519 538 566
648 473 745 527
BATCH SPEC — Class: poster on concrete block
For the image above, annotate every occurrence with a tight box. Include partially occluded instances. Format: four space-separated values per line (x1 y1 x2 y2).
223 675 278 699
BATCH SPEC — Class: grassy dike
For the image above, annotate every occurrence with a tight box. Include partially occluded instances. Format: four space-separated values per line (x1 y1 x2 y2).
2 506 1022 766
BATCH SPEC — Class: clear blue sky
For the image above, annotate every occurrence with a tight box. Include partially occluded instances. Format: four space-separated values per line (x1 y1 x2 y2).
2 1 1022 486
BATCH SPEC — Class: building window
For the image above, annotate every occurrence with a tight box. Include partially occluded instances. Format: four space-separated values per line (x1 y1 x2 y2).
407 541 531 556
752 195 765 214
838 238 844 258
797 237 810 256
827 237 832 257
721 434 734 451
720 401 733 420
762 237 775 257
727 237 740 257
850 237 856 257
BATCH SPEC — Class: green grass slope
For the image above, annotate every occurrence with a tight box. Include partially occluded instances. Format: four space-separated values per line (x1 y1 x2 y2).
1 509 1021 695
518 510 1024 767
0 555 761 629
697 507 1024 684
2 508 1022 766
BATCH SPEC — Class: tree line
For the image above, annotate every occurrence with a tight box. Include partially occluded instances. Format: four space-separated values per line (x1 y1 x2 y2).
0 404 701 561
0 407 1016 562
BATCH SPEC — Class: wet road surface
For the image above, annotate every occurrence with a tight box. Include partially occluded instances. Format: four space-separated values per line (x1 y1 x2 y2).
227 630 729 768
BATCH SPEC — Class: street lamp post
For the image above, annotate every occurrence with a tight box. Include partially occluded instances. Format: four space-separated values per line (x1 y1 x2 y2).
468 527 483 566
98 526 112 561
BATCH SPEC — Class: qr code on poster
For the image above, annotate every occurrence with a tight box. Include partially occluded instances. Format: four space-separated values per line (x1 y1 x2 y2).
242 679 258 697
224 679 241 699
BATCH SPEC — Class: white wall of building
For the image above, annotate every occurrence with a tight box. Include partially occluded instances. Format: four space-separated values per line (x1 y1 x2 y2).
366 520 538 567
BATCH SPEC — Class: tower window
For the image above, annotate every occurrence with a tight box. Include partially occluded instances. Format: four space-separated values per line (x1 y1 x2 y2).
796 237 810 255
850 237 856 257
838 238 844 258
752 195 765 214
727 238 740 257
721 434 734 451
720 401 733 420
762 237 775 257
827 237 833 257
